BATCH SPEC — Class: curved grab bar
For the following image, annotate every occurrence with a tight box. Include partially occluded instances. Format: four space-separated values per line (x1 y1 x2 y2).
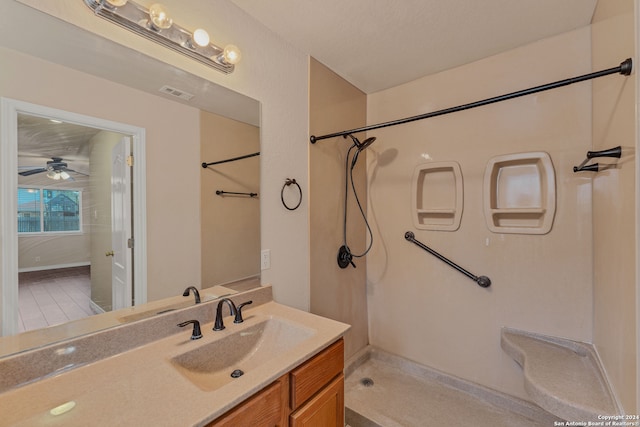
404 231 491 288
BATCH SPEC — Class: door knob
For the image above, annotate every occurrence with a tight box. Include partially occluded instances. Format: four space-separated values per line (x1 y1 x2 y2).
105 250 115 257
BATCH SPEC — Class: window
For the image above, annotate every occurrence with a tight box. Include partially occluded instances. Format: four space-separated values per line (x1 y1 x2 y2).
18 188 82 233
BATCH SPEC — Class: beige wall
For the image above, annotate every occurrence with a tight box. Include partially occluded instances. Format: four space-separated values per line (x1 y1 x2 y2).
309 58 369 359
366 28 594 401
591 0 637 413
0 46 201 305
200 111 260 287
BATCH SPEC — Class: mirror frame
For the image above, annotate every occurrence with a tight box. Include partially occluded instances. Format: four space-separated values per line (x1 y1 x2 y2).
1 98 148 336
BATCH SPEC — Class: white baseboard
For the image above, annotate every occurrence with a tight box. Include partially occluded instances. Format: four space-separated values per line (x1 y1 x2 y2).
89 300 106 315
18 262 90 273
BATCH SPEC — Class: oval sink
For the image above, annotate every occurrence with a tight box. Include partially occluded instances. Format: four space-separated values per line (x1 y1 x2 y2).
169 317 315 391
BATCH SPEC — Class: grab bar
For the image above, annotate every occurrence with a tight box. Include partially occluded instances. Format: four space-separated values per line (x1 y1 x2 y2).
216 190 258 198
404 231 491 288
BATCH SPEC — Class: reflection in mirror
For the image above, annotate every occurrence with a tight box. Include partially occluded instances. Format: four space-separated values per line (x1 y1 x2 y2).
17 113 135 331
0 1 261 357
201 111 261 286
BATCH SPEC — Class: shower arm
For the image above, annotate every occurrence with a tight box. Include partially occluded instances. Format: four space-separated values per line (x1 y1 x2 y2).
310 58 633 144
404 232 491 288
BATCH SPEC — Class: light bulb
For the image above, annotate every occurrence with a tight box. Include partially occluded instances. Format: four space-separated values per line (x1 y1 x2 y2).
105 0 128 7
222 44 241 65
60 171 71 180
148 4 172 30
192 29 210 47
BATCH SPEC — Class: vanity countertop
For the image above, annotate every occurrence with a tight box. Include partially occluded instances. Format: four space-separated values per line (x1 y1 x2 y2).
0 284 238 359
0 294 350 426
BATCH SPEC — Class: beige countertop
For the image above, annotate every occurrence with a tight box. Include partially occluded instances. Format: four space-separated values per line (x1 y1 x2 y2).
0 293 350 426
0 284 239 359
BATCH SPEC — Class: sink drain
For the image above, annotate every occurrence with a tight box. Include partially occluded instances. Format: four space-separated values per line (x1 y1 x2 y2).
230 369 244 378
360 377 374 387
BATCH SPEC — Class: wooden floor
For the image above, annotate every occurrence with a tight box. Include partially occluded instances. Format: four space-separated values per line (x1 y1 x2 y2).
18 266 93 333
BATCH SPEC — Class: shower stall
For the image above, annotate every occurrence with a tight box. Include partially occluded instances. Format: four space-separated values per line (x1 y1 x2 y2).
309 5 636 422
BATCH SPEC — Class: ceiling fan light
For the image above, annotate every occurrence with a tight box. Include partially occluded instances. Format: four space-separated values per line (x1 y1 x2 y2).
59 171 71 180
47 170 61 180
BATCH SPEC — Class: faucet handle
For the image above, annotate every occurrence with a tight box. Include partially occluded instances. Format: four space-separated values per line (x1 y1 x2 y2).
177 320 203 340
234 300 253 324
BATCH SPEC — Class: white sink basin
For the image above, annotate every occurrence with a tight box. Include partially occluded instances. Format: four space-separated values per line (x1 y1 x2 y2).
170 317 315 391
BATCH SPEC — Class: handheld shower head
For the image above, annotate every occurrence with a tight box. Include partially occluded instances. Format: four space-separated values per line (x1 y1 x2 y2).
346 134 377 151
358 137 377 151
339 134 376 269
347 135 377 169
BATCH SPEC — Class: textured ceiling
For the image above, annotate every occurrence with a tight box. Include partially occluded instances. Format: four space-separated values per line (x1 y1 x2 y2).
231 0 598 93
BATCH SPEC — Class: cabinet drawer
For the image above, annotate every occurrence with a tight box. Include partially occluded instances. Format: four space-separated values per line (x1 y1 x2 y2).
208 375 288 427
290 338 344 410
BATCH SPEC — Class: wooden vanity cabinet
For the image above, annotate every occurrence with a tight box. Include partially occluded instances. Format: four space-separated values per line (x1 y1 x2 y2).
289 339 344 426
207 375 289 426
207 338 344 427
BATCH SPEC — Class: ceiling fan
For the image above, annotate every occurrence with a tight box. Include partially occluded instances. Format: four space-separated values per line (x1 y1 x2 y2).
18 157 87 181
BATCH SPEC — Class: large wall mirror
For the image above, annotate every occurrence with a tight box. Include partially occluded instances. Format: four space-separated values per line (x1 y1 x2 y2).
0 2 260 355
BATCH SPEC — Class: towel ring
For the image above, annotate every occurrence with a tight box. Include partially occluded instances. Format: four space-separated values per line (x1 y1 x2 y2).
281 178 302 211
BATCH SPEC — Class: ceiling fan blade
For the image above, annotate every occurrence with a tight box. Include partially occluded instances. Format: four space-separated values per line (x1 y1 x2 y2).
64 168 88 176
18 168 47 176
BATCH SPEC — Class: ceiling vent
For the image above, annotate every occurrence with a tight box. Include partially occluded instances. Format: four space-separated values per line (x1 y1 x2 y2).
159 85 195 101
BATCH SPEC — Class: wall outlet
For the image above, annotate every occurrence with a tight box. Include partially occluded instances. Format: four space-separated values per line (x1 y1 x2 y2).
261 249 271 270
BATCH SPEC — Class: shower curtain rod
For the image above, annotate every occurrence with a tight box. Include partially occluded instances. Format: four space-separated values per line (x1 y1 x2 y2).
309 58 633 144
202 151 260 168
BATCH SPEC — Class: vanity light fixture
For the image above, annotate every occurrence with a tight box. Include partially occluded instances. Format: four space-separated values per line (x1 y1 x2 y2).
83 0 241 74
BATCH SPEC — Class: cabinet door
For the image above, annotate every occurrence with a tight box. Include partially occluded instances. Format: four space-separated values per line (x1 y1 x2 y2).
290 374 344 427
208 375 288 427
290 339 344 410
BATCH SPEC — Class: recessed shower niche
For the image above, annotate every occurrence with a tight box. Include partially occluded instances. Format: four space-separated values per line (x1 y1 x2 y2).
483 152 556 234
411 162 463 231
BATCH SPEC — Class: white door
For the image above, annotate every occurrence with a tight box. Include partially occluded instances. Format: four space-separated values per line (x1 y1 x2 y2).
111 137 132 310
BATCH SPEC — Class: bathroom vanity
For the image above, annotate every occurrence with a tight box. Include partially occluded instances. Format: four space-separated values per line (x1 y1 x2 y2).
210 339 344 426
0 285 349 426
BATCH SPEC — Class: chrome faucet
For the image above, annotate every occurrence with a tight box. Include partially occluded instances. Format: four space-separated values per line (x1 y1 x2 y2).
213 298 237 331
182 286 201 304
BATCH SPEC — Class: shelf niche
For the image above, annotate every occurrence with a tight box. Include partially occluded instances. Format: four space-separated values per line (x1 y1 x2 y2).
483 152 555 235
411 161 463 231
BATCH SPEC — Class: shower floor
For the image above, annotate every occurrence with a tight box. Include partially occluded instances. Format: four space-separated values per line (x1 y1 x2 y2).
344 347 561 427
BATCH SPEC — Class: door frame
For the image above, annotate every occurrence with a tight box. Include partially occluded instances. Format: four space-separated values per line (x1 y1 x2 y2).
1 98 147 335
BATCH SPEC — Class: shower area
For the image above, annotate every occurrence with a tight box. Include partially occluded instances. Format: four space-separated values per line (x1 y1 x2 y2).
309 2 637 425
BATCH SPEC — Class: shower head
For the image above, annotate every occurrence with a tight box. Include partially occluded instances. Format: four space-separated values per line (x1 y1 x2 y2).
357 137 376 151
346 134 377 151
346 135 377 169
